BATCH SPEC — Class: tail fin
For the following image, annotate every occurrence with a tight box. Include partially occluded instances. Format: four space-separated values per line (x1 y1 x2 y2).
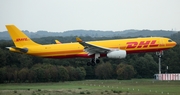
6 25 40 47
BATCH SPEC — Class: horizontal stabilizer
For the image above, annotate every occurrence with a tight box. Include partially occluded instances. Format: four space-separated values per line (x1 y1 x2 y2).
55 40 62 44
76 37 83 42
6 46 28 53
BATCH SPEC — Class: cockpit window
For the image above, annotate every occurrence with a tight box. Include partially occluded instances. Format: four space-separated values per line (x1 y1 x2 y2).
168 39 173 42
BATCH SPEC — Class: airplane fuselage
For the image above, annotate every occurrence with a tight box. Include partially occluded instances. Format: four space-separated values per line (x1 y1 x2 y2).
9 37 176 58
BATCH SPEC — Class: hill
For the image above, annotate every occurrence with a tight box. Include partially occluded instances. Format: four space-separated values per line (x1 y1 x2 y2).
0 29 177 40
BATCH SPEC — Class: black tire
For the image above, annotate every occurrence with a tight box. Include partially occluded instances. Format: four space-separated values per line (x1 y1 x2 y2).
87 62 91 66
96 59 100 63
91 58 95 63
91 62 95 66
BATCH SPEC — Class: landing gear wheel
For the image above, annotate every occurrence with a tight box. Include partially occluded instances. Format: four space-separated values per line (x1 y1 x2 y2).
96 59 100 63
91 62 95 66
91 58 95 63
87 62 91 66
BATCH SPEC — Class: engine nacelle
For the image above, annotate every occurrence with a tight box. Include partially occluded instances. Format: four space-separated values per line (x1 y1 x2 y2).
107 50 126 59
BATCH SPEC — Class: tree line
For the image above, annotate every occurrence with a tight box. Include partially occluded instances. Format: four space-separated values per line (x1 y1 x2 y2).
0 33 179 83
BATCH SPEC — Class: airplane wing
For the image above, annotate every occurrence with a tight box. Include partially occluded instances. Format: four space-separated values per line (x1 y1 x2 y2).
76 37 112 55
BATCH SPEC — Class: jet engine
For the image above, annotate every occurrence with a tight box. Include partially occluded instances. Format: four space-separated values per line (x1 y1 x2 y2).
107 50 126 59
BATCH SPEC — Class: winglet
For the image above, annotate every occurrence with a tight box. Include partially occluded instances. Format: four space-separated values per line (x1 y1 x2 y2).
76 37 83 42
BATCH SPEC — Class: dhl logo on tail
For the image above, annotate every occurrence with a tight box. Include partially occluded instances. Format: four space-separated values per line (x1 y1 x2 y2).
126 40 158 49
15 38 29 42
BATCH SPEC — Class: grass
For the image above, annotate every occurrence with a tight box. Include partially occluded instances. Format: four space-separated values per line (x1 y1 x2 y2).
0 79 180 95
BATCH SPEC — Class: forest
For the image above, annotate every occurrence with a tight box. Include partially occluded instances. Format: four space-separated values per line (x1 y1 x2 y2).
0 32 180 83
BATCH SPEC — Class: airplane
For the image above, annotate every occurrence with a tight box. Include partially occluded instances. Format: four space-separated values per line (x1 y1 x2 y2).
5 25 177 66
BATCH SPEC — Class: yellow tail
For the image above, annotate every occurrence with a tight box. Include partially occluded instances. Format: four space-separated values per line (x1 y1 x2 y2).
6 25 41 47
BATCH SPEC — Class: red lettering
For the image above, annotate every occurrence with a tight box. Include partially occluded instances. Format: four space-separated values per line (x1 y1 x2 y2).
15 38 28 42
126 40 158 49
137 41 150 48
126 42 138 49
16 38 19 42
149 40 158 47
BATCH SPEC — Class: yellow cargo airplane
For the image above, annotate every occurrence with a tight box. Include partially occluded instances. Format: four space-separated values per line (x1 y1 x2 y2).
5 25 177 66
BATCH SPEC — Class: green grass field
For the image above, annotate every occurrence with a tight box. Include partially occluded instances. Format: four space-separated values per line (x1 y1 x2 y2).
0 79 180 95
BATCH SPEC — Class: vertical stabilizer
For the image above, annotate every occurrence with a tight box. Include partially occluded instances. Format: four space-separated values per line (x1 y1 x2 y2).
6 25 40 47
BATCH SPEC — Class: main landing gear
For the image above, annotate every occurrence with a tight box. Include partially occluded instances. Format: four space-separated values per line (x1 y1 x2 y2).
87 58 100 66
87 53 100 66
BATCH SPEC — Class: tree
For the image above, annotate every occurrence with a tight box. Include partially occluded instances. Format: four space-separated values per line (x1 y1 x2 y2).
31 64 46 82
18 54 33 68
116 63 135 80
13 70 18 82
0 67 6 83
66 66 77 81
27 69 36 83
18 68 29 82
95 62 113 79
0 48 7 67
65 66 86 81
133 54 158 78
84 66 95 79
49 66 59 82
76 67 86 80
57 66 69 82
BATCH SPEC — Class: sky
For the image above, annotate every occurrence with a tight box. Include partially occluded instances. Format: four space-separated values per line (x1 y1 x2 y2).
0 0 180 32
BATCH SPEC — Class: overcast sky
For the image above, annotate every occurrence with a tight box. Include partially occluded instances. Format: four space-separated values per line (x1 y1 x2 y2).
0 0 180 32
